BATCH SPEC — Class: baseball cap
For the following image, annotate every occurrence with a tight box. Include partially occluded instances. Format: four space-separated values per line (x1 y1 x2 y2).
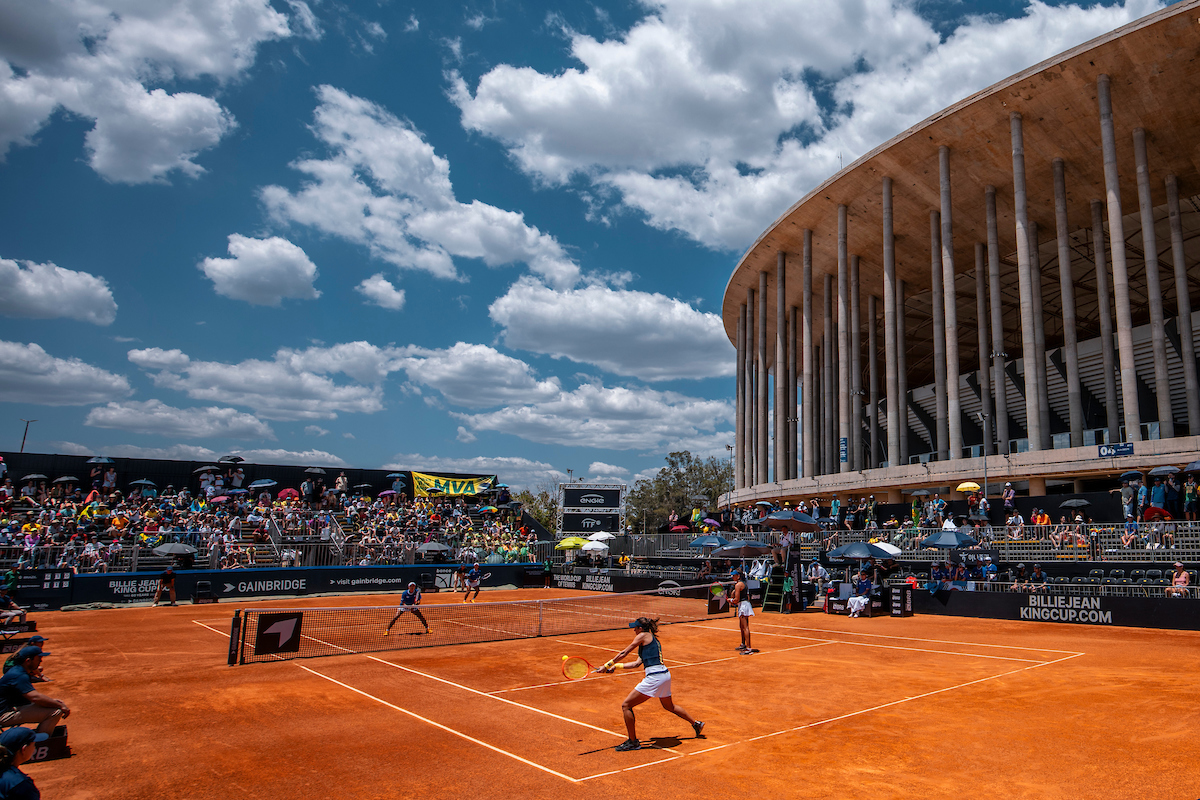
27 636 46 645
407 581 416 588
0 728 48 750
13 646 47 662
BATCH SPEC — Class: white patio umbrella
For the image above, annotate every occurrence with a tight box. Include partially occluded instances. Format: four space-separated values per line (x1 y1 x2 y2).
581 540 610 551
587 531 617 541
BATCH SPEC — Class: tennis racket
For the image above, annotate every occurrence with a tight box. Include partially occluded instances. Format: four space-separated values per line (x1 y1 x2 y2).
482 572 492 580
561 655 597 680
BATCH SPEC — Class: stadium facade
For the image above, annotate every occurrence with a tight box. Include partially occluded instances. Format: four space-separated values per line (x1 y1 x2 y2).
722 0 1200 506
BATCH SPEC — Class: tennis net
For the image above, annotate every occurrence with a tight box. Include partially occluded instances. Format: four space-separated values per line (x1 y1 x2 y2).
229 583 727 664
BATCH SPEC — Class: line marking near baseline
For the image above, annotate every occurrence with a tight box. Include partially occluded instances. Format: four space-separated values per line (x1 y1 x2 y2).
295 663 582 784
575 651 1086 781
681 623 1054 663
365 655 636 742
753 621 1085 654
191 620 229 638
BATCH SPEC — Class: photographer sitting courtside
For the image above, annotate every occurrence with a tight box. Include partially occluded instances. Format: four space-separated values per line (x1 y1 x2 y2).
0 647 69 735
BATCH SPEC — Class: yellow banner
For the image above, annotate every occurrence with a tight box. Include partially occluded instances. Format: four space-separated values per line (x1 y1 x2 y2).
411 471 495 497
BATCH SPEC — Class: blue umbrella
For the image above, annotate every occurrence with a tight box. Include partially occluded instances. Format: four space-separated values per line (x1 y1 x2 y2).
828 541 896 561
689 535 730 548
248 479 277 489
918 530 979 549
86 456 114 464
227 488 249 495
763 510 821 532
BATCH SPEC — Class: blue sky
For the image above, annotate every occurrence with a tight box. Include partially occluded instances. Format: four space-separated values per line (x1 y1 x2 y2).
0 0 1165 489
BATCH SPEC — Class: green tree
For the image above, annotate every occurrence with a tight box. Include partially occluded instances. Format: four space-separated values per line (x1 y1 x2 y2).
513 485 560 533
626 451 732 533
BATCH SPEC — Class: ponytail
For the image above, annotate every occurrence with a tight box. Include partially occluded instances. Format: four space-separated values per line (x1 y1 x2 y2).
0 744 16 770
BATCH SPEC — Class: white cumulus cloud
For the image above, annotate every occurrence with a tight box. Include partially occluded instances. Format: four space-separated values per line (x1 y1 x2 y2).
48 440 347 465
356 273 406 310
127 341 408 420
383 453 562 491
451 0 1162 250
199 234 321 306
454 382 732 452
0 340 131 405
0 0 296 183
261 85 580 288
84 399 275 439
0 257 117 325
395 342 561 409
490 277 733 381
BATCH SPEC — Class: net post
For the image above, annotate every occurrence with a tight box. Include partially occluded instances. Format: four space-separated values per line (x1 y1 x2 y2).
537 600 544 637
227 610 242 666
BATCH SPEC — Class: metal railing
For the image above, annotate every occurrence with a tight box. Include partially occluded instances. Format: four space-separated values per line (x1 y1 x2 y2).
884 575 1200 600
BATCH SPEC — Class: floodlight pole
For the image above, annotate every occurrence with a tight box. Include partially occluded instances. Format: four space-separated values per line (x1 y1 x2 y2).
19 419 36 453
977 411 989 499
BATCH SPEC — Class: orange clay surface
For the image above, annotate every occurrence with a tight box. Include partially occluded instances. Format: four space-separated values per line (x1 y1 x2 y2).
22 587 1200 800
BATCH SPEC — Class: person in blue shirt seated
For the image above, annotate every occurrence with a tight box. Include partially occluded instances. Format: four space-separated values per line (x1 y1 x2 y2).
0 726 48 799
982 556 998 581
847 571 872 617
0 647 69 735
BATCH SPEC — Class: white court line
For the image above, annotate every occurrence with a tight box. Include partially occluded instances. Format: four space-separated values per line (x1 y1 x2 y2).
576 651 1086 781
191 620 229 638
295 663 581 784
754 621 1084 654
365 655 633 742
681 624 1051 663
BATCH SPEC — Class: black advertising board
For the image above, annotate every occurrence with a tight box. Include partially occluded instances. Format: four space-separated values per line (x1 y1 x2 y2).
561 512 621 533
563 488 621 508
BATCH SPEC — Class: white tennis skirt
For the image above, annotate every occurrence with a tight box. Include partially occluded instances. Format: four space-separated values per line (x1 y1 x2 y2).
737 600 754 617
633 669 672 698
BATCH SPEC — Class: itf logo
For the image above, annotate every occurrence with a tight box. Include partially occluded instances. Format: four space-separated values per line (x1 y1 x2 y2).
254 611 303 655
581 518 601 528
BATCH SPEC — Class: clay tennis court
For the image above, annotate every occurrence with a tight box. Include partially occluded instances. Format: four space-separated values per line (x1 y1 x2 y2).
23 589 1200 799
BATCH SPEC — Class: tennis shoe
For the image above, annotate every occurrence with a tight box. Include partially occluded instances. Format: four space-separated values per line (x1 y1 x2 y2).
693 721 705 738
615 739 641 752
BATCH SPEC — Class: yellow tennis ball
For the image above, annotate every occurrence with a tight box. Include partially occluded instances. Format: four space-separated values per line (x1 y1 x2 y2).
561 655 568 661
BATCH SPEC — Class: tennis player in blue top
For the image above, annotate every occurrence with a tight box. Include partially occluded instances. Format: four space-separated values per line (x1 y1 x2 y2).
601 617 704 752
463 563 482 603
385 582 430 635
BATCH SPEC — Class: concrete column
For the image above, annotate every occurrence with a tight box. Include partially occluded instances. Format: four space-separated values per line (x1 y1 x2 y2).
758 271 769 482
1011 112 1044 451
930 210 949 459
897 279 910 463
974 243 993 455
1053 159 1084 447
815 341 824 475
869 293 879 469
735 304 746 488
940 147 963 460
788 305 798 480
775 252 787 480
1134 128 1174 439
1098 74 1141 441
1028 220 1051 449
883 178 900 467
802 231 815 477
986 187 1010 453
1028 476 1047 497
838 206 851 472
746 285 756 484
1092 200 1121 443
850 254 863 471
1167 176 1200 434
824 273 835 473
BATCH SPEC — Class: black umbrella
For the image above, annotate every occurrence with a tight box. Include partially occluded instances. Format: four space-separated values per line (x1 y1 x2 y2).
21 474 48 482
1184 459 1200 473
967 511 990 521
193 465 220 473
1059 499 1091 509
305 467 327 475
152 543 197 557
128 479 156 487
763 510 820 533
909 489 931 496
1120 470 1144 482
86 456 114 464
417 542 452 553
827 541 897 561
710 540 772 558
816 516 836 525
919 530 980 548
1148 465 1180 477
219 455 245 463
52 476 79 484
354 483 372 489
